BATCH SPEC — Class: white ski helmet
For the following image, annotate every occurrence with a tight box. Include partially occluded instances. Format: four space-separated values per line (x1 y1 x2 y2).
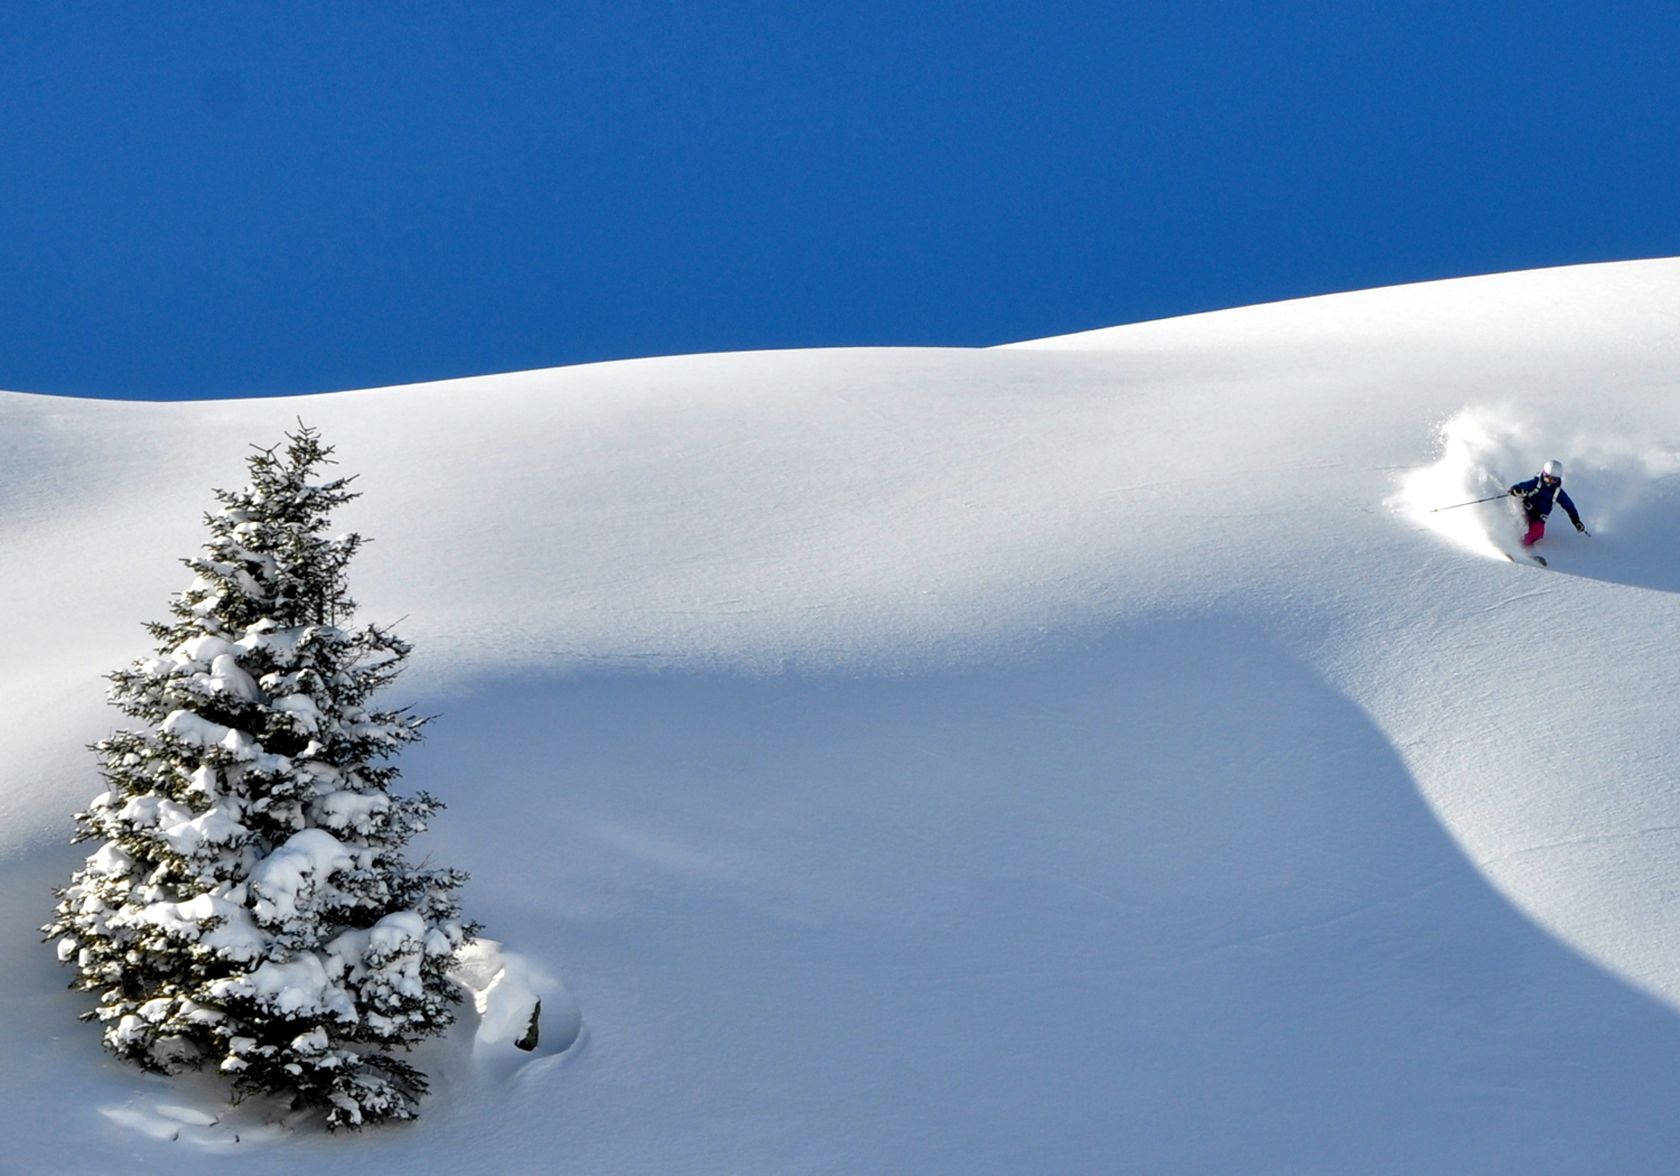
1541 460 1564 483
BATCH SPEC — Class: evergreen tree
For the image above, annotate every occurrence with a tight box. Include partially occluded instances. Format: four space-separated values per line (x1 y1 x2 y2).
44 426 472 1130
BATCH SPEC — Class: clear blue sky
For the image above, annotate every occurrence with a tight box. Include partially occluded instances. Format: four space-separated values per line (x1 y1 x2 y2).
3 2 1677 400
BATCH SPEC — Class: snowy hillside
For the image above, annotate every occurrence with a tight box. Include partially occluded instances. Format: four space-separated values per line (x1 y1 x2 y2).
5 257 1680 1173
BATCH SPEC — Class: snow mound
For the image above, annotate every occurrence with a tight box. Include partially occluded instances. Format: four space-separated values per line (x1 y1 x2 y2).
98 1075 299 1151
453 939 583 1078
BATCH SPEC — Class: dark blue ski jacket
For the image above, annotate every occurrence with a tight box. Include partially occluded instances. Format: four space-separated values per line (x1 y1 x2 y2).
1510 476 1582 526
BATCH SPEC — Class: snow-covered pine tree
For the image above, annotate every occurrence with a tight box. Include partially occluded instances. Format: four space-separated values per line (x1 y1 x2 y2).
44 425 472 1130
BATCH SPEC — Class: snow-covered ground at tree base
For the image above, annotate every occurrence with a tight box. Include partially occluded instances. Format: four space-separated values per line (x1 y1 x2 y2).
4 257 1680 1173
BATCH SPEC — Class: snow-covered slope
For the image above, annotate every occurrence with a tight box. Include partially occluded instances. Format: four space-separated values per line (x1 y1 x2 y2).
5 258 1680 1173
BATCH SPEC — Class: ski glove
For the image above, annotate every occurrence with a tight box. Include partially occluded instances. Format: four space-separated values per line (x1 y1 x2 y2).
1575 519 1588 533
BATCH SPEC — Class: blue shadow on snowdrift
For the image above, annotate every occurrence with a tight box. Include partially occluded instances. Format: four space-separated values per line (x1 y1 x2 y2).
410 623 1680 1174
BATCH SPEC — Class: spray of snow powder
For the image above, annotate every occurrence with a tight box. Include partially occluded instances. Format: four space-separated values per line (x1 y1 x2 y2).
1397 407 1536 560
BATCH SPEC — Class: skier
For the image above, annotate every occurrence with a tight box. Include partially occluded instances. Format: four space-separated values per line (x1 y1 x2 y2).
1509 460 1587 549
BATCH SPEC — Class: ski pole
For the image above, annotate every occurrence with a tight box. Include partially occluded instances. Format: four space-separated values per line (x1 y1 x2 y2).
1430 494 1508 513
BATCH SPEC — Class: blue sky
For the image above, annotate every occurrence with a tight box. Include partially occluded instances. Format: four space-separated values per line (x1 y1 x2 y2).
3 2 1677 401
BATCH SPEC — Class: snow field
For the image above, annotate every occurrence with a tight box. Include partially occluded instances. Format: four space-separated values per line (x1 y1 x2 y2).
3 257 1680 1171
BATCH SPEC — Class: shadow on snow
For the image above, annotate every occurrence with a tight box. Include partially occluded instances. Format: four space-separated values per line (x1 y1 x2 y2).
406 623 1680 1174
